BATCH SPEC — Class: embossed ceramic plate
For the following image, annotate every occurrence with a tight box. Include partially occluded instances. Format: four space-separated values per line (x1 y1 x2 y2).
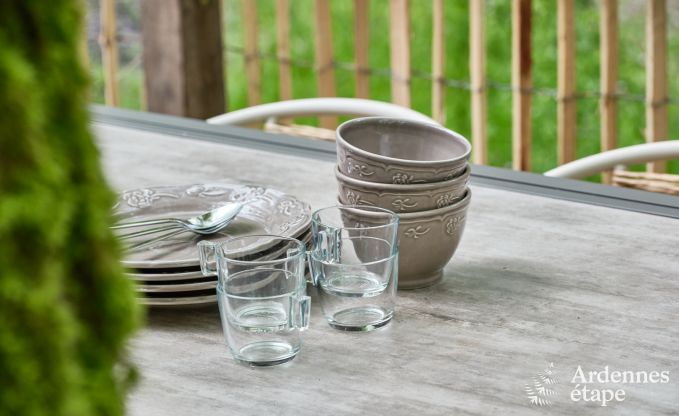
125 229 312 282
139 294 217 307
133 231 313 306
126 269 207 282
136 277 217 293
115 184 311 269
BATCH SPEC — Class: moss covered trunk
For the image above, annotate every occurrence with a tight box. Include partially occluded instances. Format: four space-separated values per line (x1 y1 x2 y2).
0 1 139 415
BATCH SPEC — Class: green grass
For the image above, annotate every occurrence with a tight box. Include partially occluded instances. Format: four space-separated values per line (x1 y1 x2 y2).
89 0 679 176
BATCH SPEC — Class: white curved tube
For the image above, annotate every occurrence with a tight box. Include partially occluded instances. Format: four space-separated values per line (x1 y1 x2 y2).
544 141 679 179
206 98 437 126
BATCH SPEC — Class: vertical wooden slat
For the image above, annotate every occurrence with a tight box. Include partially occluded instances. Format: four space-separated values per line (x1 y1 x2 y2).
512 0 532 171
432 0 445 124
389 0 411 107
469 0 487 164
140 75 147 111
354 0 370 98
314 0 337 128
645 0 668 173
80 3 90 71
243 0 261 106
600 0 618 184
557 0 576 165
276 0 292 101
99 0 119 106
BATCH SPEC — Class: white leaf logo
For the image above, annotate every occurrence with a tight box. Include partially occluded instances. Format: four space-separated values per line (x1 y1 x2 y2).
525 362 558 407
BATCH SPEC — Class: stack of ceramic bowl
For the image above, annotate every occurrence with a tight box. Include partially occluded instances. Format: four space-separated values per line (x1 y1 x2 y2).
113 184 311 307
335 117 472 289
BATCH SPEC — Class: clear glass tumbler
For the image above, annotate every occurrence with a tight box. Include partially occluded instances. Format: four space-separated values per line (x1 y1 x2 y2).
198 235 310 367
309 205 399 331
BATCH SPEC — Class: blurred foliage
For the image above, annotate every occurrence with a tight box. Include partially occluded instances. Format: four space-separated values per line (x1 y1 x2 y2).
88 0 679 175
0 1 140 415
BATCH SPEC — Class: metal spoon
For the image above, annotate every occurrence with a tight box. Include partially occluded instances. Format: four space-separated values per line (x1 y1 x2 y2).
126 227 205 251
120 203 245 251
113 202 245 236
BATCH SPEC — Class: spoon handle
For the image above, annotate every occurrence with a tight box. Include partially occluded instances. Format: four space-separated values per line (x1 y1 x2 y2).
111 218 181 229
117 225 180 240
126 228 189 251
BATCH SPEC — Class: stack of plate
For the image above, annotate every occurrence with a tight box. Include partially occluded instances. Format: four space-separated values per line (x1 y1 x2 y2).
114 184 311 307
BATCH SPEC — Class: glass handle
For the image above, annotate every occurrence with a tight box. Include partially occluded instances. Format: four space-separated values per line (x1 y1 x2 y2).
306 252 319 286
330 227 342 263
316 230 329 259
296 295 311 331
316 228 342 263
197 241 217 276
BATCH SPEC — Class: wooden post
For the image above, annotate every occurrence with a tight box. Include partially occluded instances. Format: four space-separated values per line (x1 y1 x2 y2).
557 0 576 165
432 0 445 125
600 0 618 184
389 0 411 107
512 0 531 171
243 0 261 106
314 0 337 128
140 0 225 118
469 0 487 164
645 0 668 173
354 0 370 99
99 0 119 106
276 0 292 101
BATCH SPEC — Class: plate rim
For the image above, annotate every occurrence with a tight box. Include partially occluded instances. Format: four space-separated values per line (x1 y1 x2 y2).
136 279 217 293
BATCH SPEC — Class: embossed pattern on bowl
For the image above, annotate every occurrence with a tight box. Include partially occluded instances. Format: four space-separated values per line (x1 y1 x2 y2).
396 189 471 289
336 165 470 213
336 117 471 184
337 189 471 289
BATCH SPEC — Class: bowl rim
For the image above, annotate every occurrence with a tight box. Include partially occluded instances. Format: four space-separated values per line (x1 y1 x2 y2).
335 164 470 191
336 117 472 167
336 188 471 220
397 188 471 220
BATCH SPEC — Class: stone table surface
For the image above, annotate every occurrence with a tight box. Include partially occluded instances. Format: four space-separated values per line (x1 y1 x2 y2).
95 123 679 415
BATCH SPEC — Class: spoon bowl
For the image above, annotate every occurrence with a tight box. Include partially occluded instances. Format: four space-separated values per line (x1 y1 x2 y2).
184 203 246 234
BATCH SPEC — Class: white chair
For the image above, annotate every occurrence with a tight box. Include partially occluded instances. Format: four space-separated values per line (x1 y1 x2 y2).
207 98 437 141
544 140 679 195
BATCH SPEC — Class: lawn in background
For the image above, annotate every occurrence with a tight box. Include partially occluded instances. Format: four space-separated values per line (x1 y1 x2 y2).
88 0 679 175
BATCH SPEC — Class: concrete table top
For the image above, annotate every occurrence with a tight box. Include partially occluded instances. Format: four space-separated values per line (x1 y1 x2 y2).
95 123 679 416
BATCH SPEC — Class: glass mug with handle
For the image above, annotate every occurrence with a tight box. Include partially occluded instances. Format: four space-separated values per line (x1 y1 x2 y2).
308 205 399 331
198 235 310 367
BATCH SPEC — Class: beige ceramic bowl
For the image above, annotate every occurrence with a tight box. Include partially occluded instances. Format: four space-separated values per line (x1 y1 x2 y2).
337 188 471 289
336 117 471 184
336 164 470 213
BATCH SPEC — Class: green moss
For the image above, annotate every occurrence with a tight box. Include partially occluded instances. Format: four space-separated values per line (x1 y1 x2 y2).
0 2 140 415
